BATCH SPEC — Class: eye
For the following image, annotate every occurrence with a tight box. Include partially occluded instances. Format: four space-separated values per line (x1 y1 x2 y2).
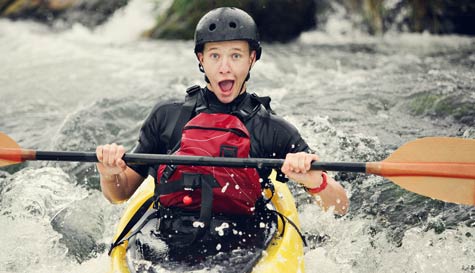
232 53 241 59
210 53 219 59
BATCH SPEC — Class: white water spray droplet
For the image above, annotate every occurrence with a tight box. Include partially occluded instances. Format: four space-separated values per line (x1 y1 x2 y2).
193 221 205 228
215 222 230 236
221 182 230 193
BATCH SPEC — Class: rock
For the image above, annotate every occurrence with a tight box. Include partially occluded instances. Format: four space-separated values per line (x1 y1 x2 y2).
148 0 317 42
1 0 473 37
0 0 128 28
327 0 475 36
404 0 475 35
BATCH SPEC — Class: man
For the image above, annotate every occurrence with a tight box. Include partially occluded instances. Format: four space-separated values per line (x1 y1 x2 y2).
97 6 348 265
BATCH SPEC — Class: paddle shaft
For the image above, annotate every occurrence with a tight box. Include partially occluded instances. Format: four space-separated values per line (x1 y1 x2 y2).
6 149 367 172
3 132 474 205
33 151 475 179
3 148 475 178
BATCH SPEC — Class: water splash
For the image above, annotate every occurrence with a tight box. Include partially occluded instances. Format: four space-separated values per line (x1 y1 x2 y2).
0 167 122 271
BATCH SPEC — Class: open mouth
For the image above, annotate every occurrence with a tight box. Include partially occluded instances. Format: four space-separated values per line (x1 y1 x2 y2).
218 80 235 93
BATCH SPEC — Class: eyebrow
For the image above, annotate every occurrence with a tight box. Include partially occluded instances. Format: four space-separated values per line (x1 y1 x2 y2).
206 47 245 52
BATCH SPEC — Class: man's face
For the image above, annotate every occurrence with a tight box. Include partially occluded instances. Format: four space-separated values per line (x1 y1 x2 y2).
197 40 256 104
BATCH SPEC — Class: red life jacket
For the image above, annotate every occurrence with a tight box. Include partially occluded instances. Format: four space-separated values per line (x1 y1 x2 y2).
156 112 262 215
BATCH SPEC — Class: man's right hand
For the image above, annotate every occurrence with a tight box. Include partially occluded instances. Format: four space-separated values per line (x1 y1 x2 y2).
96 143 127 177
95 144 145 204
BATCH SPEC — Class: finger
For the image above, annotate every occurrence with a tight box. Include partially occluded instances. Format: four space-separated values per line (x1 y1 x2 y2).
297 154 306 173
117 159 126 169
304 153 318 170
96 145 103 162
115 145 126 168
281 153 293 173
288 153 298 172
108 143 118 166
102 144 111 166
310 153 320 161
305 154 320 170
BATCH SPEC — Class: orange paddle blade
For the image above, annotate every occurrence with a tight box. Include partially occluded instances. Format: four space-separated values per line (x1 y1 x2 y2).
0 132 23 167
367 137 475 205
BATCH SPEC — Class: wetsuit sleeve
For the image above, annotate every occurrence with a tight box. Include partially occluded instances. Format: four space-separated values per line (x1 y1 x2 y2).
251 112 313 182
129 101 181 178
272 116 312 182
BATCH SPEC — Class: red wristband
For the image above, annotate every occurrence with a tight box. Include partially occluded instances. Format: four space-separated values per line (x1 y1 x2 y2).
305 172 328 194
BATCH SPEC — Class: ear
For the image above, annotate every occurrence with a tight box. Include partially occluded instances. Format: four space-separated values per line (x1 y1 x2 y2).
197 52 204 63
250 50 257 67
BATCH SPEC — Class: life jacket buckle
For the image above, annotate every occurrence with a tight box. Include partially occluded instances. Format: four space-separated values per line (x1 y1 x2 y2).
182 173 203 190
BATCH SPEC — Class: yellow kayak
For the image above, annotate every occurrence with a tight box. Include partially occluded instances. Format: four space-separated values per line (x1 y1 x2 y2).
109 172 304 273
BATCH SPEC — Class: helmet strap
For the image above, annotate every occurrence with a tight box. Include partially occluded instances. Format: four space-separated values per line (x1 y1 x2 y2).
239 58 255 95
199 63 210 83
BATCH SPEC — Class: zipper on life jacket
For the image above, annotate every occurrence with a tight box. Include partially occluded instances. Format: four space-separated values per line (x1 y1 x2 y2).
183 125 249 138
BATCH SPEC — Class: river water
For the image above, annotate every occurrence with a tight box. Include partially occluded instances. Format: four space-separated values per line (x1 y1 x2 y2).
0 1 474 273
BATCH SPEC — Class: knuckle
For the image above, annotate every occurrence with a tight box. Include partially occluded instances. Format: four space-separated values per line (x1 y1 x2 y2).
118 146 125 153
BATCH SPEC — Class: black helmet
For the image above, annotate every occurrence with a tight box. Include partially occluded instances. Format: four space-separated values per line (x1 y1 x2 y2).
194 7 262 60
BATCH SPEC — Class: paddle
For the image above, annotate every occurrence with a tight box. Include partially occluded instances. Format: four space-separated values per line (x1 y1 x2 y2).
1 131 474 205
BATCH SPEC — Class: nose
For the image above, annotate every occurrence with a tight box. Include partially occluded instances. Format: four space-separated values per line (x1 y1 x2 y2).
218 57 231 74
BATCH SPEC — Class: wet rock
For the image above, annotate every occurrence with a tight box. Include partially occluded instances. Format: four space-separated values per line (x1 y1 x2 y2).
404 0 475 35
0 0 128 28
148 0 316 42
1 0 473 37
316 0 475 36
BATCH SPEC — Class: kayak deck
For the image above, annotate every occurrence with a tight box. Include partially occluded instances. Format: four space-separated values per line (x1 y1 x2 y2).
109 172 304 273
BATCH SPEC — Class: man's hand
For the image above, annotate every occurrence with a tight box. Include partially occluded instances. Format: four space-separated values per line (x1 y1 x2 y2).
96 143 127 178
281 151 349 215
281 152 324 189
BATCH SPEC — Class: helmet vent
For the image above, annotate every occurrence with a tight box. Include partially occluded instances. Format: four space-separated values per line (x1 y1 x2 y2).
209 23 216 31
229 22 237 28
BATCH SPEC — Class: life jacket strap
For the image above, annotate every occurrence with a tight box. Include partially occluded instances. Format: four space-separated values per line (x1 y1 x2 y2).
166 85 201 153
155 173 221 246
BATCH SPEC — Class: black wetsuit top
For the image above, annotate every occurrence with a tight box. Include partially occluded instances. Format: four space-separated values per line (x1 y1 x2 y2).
129 87 311 182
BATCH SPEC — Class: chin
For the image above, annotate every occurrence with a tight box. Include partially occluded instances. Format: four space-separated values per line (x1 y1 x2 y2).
217 95 235 104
